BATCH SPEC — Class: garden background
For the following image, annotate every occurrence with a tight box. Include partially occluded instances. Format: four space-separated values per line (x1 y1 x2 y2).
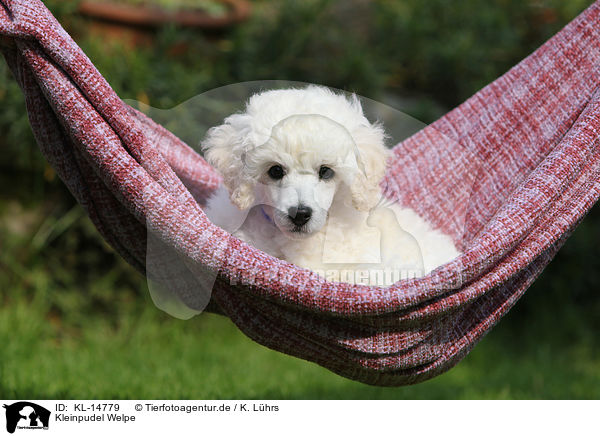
0 0 598 398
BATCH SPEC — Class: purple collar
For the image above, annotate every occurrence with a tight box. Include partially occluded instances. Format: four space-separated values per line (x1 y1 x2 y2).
260 206 275 225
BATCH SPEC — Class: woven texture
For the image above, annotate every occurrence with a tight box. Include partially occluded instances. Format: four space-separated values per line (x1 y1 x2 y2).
2 0 599 386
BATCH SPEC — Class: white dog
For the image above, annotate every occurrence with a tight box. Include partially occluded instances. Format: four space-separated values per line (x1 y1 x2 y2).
202 86 459 286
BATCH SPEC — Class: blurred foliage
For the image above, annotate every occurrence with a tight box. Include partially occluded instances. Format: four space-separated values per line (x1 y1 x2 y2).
226 0 383 96
370 0 593 105
0 193 145 331
0 0 598 397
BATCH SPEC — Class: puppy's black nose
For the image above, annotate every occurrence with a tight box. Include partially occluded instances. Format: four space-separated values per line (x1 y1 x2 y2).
288 206 312 226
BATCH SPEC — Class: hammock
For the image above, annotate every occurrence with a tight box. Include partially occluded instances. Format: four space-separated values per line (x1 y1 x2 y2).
2 0 599 387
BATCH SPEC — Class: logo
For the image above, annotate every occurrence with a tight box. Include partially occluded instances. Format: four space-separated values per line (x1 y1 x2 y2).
3 402 50 434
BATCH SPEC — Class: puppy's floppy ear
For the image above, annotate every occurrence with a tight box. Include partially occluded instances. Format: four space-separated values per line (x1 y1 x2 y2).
350 123 390 211
201 117 256 210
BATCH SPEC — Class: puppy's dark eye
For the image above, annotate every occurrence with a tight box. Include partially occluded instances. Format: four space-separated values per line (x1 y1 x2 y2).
268 165 285 180
319 166 335 180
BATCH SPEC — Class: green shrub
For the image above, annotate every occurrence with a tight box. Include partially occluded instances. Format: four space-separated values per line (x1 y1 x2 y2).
370 0 593 105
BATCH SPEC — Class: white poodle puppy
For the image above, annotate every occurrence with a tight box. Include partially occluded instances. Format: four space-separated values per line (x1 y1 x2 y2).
202 86 459 286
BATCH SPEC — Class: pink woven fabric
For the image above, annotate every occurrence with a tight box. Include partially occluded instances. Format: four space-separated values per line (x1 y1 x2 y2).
2 0 599 386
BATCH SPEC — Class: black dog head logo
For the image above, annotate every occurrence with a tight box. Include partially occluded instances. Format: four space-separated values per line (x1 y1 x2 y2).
3 402 50 434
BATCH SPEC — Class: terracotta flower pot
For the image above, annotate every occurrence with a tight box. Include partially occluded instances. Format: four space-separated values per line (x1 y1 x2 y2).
78 0 251 29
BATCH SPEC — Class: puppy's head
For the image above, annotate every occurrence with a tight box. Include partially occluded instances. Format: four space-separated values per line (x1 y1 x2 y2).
202 88 389 239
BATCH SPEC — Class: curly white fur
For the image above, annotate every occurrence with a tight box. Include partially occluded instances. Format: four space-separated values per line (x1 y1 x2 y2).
202 86 459 286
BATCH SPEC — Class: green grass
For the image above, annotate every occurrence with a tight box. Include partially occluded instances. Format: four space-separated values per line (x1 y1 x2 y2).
0 288 598 399
1 206 598 399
